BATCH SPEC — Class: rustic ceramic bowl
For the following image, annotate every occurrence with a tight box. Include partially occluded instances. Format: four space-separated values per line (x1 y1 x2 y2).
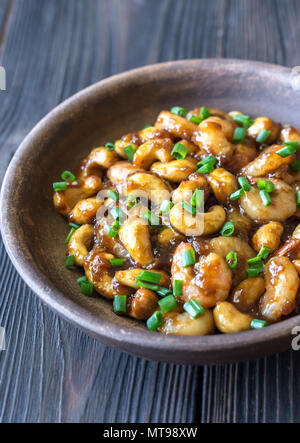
1 59 300 364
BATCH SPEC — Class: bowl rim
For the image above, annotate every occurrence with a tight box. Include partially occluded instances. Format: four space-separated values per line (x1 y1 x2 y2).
1 58 299 363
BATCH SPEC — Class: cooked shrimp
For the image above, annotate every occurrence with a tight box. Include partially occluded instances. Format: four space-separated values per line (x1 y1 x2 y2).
242 145 295 177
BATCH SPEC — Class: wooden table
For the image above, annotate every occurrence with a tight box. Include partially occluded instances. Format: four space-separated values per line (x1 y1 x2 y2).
0 0 299 423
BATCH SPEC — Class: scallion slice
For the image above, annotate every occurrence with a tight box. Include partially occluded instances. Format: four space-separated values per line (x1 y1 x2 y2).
238 176 251 191
251 319 268 329
53 181 67 192
257 179 274 193
69 222 80 229
124 144 135 161
170 106 188 117
233 127 246 144
199 106 210 120
247 260 264 277
226 251 238 270
110 258 124 267
289 160 300 172
233 114 254 129
158 295 177 313
197 155 217 167
137 270 162 284
277 141 299 157
173 280 183 297
127 195 138 207
183 299 205 319
147 311 163 332
79 280 94 296
108 220 120 238
189 115 202 125
114 295 127 313
182 201 196 215
110 207 126 221
191 189 204 208
257 246 271 260
259 190 272 207
196 163 214 174
256 129 271 144
107 189 119 202
61 170 75 181
297 191 300 207
221 221 235 237
105 142 115 151
159 200 174 214
65 227 76 244
230 189 245 200
142 209 160 226
182 249 196 268
171 142 188 160
65 255 75 269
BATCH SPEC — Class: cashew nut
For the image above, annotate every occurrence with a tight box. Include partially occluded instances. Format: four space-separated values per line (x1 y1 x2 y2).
207 168 238 203
67 224 94 266
159 310 215 336
247 117 281 144
124 171 172 206
133 138 174 169
53 176 102 216
129 288 159 320
280 125 300 144
230 277 265 312
155 110 198 140
78 146 119 179
119 216 154 266
171 173 210 204
107 161 143 185
213 302 253 334
69 197 103 225
252 222 284 253
157 227 184 248
115 268 170 289
150 157 198 182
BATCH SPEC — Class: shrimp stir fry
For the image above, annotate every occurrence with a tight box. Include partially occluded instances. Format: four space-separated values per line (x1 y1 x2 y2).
53 106 300 335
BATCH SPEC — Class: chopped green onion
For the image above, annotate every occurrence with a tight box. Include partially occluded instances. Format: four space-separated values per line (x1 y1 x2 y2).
297 191 300 207
226 251 238 270
277 141 299 157
197 155 217 167
77 276 88 285
230 189 245 200
189 115 202 125
257 179 274 193
69 222 80 229
183 299 205 319
191 189 204 208
170 106 188 117
247 256 262 265
182 201 196 215
114 295 127 313
247 260 264 277
238 176 251 191
53 181 67 191
105 142 115 151
158 295 177 313
65 255 75 268
182 249 196 268
171 142 188 160
159 200 174 214
107 189 119 202
110 207 126 221
136 281 159 291
256 129 271 144
251 319 268 329
108 220 120 238
156 286 172 297
127 195 138 207
65 227 76 244
196 163 215 174
147 311 163 332
221 221 235 237
173 280 183 297
199 106 210 120
233 114 254 129
233 127 246 144
79 280 94 296
259 190 272 207
124 144 135 161
257 246 271 260
142 209 160 226
61 170 75 181
110 258 124 267
143 124 152 129
289 160 300 172
137 270 162 284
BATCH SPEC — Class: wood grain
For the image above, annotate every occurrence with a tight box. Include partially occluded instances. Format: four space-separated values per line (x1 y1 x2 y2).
0 0 299 423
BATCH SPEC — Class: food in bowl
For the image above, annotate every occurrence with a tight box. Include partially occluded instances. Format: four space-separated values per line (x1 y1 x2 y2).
53 105 300 336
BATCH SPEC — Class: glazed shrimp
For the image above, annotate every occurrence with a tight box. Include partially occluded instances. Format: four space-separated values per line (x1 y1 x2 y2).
242 145 295 177
259 256 299 321
171 242 232 309
240 179 296 222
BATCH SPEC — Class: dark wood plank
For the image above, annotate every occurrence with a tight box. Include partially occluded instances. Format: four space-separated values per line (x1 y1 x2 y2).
0 0 300 423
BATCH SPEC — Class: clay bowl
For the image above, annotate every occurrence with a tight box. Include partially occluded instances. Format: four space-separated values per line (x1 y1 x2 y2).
1 59 300 365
